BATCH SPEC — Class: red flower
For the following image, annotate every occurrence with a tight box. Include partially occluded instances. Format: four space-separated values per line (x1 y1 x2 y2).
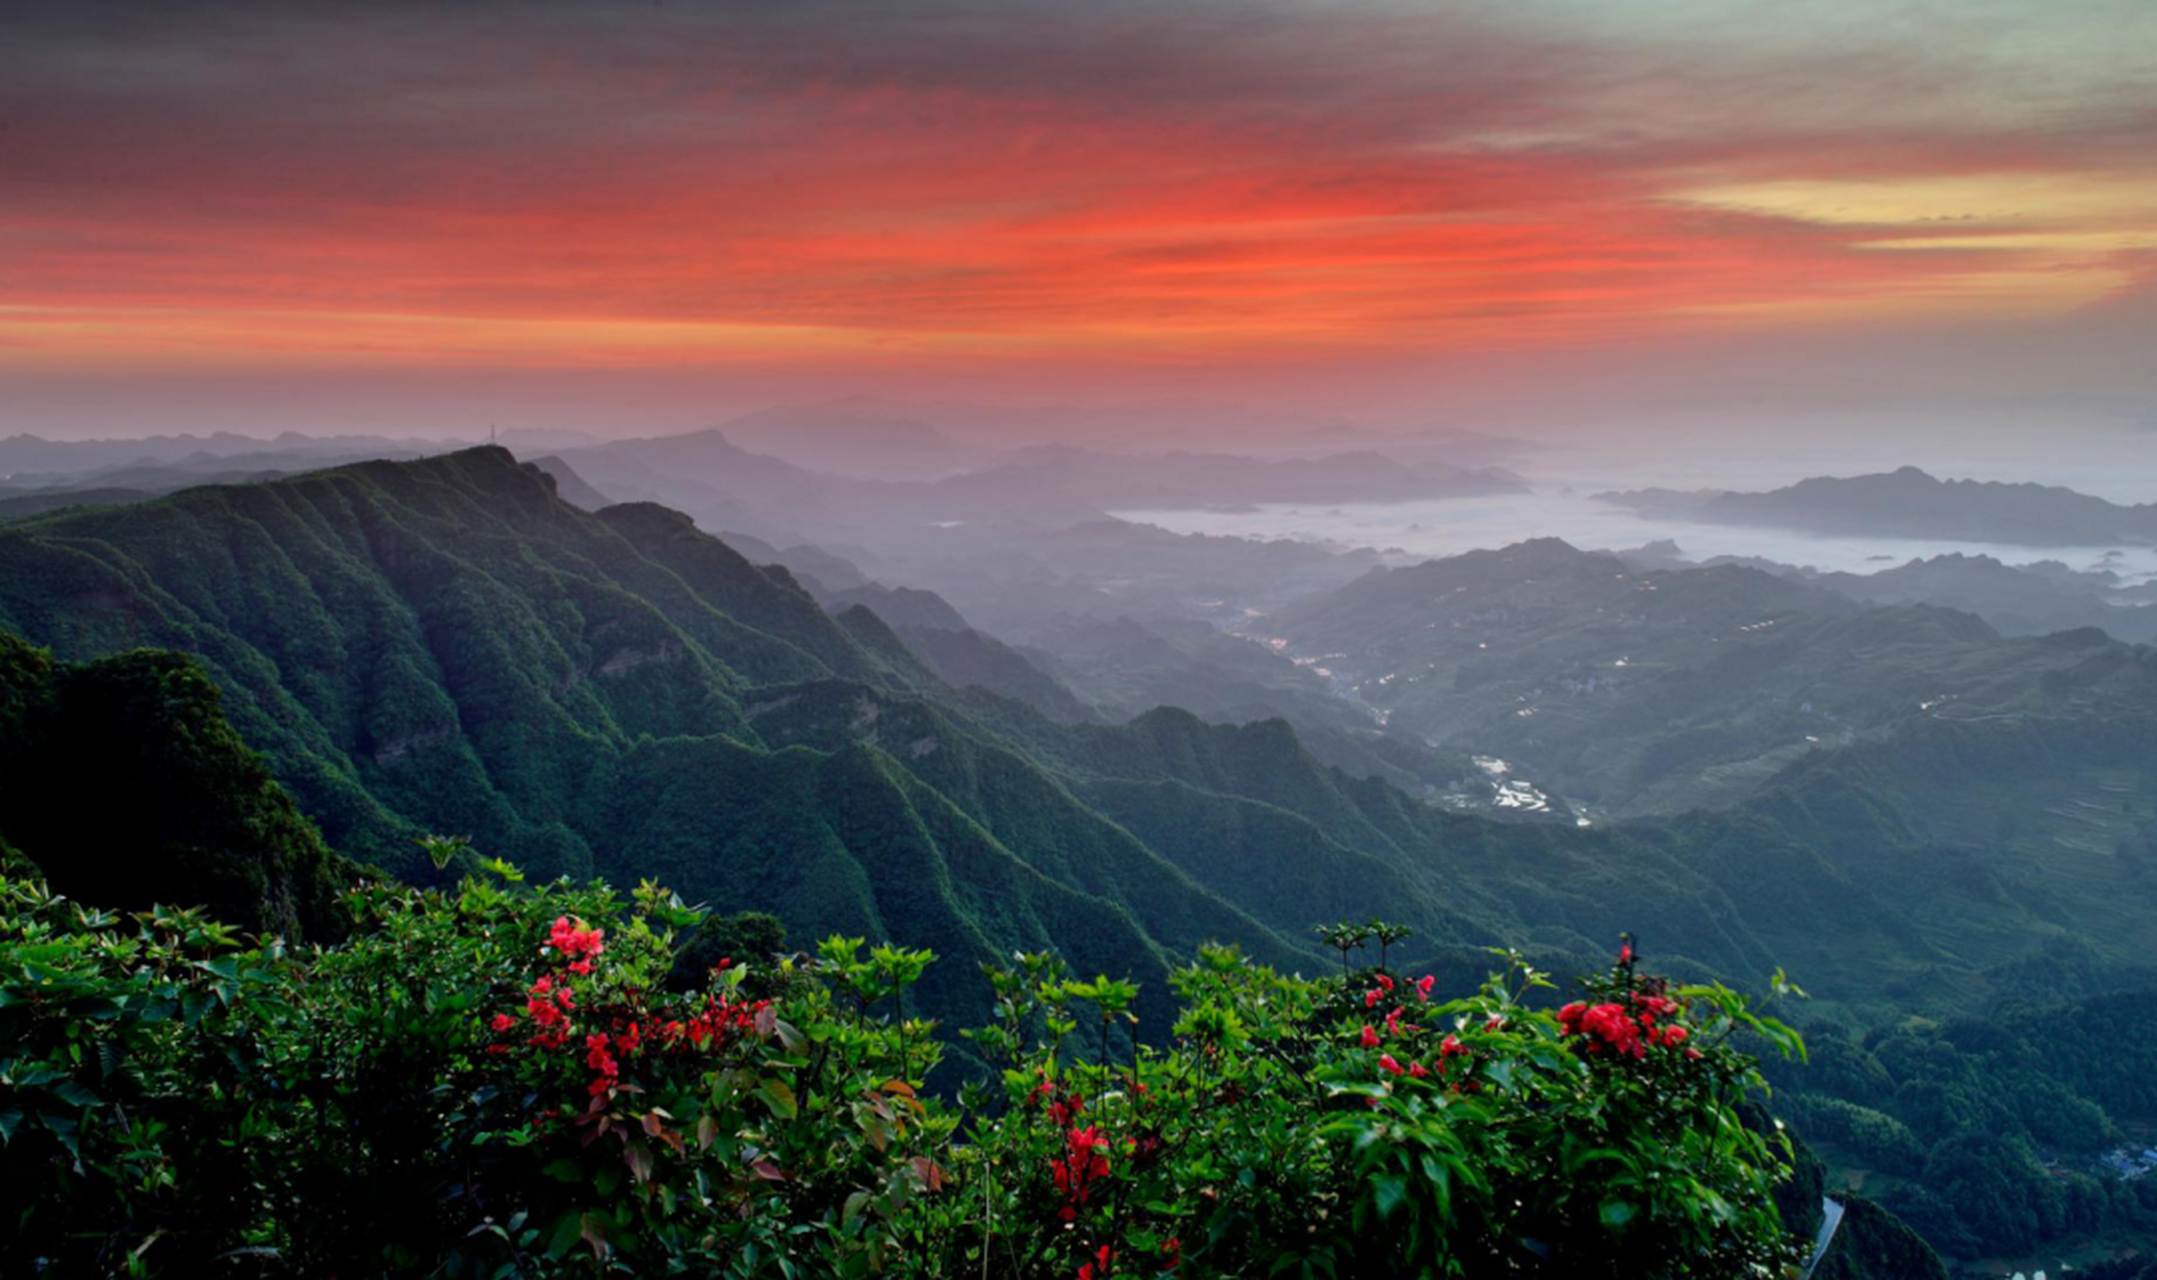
1631 992 1677 1029
1052 1127 1112 1219
1415 974 1436 1002
1577 1003 1646 1058
547 915 605 963
1359 1024 1380 1048
1408 1061 1430 1078
1484 1014 1507 1032
584 1032 620 1094
525 976 573 1027
1378 1053 1404 1076
1364 988 1382 1009
1440 1034 1469 1059
490 1012 517 1032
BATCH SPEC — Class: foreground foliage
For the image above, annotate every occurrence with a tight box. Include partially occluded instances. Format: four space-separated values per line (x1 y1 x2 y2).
0 864 1809 1277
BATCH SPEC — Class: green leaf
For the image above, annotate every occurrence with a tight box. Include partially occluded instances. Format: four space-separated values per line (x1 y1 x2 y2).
179 990 216 1024
1371 1174 1408 1219
546 1210 584 1258
578 1211 609 1260
755 1077 798 1120
47 1078 102 1108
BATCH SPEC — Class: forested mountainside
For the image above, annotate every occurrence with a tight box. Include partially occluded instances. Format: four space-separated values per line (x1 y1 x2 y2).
9 448 2157 1270
0 632 349 940
1267 537 2157 817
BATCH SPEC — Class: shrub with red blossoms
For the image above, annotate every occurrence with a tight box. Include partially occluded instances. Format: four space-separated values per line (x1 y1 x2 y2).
941 928 1808 1280
0 855 1810 1280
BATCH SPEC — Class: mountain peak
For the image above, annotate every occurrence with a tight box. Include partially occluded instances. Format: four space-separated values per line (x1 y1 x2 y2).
594 501 699 534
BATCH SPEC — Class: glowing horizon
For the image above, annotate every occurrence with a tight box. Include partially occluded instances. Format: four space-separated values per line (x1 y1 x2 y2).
4 0 2154 436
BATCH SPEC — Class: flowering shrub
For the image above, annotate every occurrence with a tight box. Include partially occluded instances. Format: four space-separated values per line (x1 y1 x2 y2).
0 865 1807 1278
941 936 1809 1279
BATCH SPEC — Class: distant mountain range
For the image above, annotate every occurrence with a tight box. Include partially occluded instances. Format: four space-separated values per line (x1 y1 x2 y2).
0 431 453 478
1619 542 2157 644
704 395 1411 456
716 399 988 479
1290 421 1549 467
535 393 1544 488
4 415 1522 536
548 428 1522 544
951 443 1523 509
1597 465 2157 546
1264 537 2157 817
0 431 503 520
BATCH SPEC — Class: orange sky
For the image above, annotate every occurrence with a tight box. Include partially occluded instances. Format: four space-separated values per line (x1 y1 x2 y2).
3 0 2154 432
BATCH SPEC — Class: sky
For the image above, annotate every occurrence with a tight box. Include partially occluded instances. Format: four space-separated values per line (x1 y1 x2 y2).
3 0 2155 440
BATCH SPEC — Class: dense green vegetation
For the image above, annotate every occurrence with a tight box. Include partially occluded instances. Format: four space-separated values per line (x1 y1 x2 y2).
1762 992 2157 1263
0 632 350 941
1268 538 2157 818
0 862 1818 1277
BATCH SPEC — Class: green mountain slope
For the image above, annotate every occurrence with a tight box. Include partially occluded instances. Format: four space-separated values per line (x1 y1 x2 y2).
0 632 350 939
1266 538 2157 817
0 452 910 877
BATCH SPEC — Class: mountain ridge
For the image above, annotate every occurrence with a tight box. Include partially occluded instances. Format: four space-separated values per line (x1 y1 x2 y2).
1597 466 2157 545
